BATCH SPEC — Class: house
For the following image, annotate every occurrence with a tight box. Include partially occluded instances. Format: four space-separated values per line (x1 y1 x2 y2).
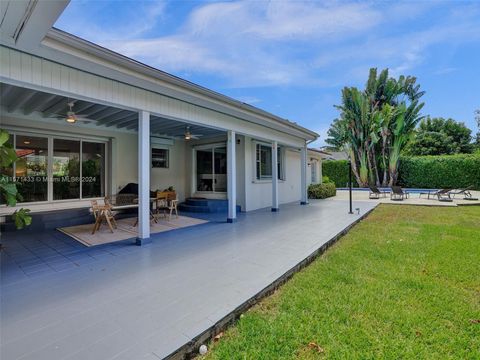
0 0 319 244
317 147 349 160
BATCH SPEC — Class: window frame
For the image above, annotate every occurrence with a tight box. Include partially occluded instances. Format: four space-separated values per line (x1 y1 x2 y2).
253 141 285 182
151 147 170 169
0 128 108 205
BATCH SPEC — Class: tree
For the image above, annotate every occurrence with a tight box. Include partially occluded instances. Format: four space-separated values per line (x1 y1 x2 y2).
405 117 474 155
475 109 480 148
325 118 348 151
327 68 425 187
0 129 31 229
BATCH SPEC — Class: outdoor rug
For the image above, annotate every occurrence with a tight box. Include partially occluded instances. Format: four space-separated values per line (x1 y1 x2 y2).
57 215 208 247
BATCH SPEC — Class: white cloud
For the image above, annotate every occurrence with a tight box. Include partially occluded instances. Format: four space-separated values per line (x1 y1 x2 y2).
56 0 480 89
234 96 261 104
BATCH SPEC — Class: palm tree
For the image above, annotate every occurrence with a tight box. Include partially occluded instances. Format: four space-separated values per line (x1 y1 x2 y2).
327 68 425 187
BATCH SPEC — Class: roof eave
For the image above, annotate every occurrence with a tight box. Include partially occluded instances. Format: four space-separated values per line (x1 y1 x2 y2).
44 28 318 141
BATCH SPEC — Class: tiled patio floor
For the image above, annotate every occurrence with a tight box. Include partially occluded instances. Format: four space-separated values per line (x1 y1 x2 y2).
1 212 225 285
1 200 377 360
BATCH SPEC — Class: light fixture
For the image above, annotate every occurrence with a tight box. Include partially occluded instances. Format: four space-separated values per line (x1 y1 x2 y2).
23 140 30 145
66 113 76 123
184 126 191 140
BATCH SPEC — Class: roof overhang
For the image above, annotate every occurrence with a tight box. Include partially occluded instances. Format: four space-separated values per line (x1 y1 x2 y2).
0 0 69 48
1 0 318 142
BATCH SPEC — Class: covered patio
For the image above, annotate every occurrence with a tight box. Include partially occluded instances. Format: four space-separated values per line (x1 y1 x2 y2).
0 199 377 360
0 81 232 244
1 72 313 245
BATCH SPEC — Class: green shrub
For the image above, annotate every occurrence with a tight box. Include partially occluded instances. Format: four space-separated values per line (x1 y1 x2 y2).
308 183 336 199
322 175 333 184
322 160 358 188
398 154 480 190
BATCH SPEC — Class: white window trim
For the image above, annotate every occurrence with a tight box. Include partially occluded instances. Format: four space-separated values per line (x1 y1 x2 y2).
151 146 170 169
193 142 228 194
252 141 285 183
2 129 109 204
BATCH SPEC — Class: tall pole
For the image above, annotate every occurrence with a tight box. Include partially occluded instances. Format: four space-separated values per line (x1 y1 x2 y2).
348 156 353 214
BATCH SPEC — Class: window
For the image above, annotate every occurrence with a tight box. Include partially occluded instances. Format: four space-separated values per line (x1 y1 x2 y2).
195 146 226 192
15 135 48 202
2 131 106 203
255 143 284 180
0 134 14 205
53 139 80 200
152 148 169 168
311 160 318 183
82 142 106 198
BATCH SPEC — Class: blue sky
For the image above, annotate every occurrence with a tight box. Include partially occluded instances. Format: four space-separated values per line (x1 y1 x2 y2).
55 0 480 146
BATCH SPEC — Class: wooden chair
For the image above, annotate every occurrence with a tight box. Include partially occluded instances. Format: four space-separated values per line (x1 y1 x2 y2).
90 200 99 220
156 191 178 220
91 202 117 234
167 193 178 220
154 191 168 219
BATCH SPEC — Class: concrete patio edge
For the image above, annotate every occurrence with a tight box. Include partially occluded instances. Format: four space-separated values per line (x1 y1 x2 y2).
166 205 378 360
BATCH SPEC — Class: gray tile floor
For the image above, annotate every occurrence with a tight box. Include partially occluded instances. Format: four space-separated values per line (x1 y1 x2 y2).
1 200 376 360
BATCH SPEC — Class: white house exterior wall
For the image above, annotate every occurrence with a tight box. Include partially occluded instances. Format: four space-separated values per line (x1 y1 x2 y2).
242 136 303 211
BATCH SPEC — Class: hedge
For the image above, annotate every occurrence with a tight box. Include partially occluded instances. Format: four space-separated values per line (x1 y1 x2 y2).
322 160 358 188
398 154 480 190
308 183 336 199
322 154 480 190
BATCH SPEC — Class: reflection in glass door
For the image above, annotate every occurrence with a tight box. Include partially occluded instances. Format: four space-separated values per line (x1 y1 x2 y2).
53 139 80 200
196 145 227 193
82 142 105 198
15 135 48 202
4 132 107 203
213 147 227 192
196 149 213 191
0 134 14 205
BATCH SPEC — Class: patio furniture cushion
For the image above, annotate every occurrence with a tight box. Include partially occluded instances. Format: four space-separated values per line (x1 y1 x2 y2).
118 183 156 197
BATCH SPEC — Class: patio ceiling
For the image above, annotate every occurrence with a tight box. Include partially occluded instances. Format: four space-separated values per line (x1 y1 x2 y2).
0 82 224 139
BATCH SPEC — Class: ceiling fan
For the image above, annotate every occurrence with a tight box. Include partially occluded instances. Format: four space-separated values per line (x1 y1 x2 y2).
183 126 203 140
50 101 95 124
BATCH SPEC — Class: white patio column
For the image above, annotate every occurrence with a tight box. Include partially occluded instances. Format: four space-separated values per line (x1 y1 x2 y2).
271 141 279 212
227 130 237 222
136 110 151 245
300 144 308 205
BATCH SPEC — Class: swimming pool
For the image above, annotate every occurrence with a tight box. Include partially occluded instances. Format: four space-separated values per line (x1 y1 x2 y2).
336 187 438 194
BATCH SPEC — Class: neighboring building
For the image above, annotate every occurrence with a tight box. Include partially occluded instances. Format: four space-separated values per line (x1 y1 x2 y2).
0 1 319 243
317 147 349 161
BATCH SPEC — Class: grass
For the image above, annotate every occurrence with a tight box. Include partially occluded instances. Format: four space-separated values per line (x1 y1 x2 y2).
201 205 480 359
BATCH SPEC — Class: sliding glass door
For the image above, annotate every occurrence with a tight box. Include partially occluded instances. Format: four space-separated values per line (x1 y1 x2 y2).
15 135 48 202
82 141 105 198
196 145 227 193
53 139 80 200
2 131 107 203
213 147 227 192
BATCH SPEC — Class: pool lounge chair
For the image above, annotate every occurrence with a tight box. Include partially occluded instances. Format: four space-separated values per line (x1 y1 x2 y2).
369 186 389 199
419 188 452 200
390 186 409 201
449 186 478 200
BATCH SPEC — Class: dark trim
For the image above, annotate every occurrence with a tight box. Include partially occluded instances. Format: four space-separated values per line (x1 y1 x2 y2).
271 208 279 212
300 201 308 205
226 218 236 223
135 237 151 246
165 206 377 360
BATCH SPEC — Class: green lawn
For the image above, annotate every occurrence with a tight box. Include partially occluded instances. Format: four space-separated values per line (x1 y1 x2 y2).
202 205 480 359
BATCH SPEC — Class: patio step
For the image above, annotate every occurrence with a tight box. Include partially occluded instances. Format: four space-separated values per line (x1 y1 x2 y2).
1 207 91 232
179 198 241 213
0 208 135 232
